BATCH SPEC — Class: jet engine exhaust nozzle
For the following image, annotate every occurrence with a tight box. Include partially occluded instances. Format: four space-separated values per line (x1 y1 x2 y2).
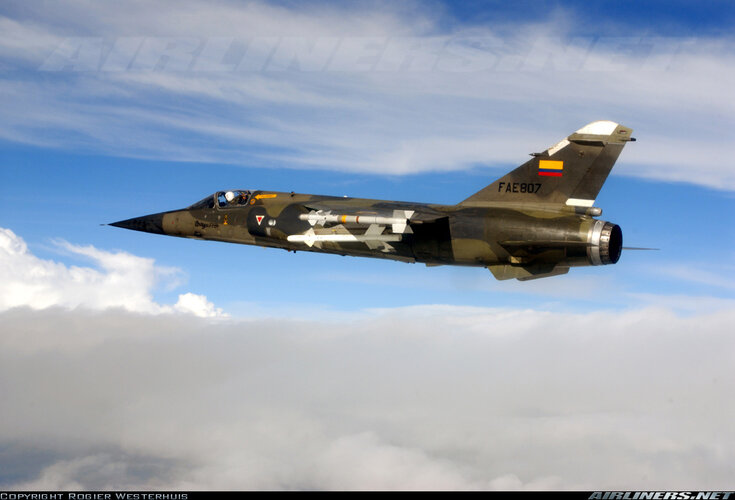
587 220 622 266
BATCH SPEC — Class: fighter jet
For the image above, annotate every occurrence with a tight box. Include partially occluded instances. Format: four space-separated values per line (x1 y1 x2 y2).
110 121 636 281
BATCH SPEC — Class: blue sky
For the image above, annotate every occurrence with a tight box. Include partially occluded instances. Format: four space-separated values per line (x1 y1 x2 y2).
1 0 734 490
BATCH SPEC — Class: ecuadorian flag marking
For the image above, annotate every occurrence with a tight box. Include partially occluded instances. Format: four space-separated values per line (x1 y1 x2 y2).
538 160 564 177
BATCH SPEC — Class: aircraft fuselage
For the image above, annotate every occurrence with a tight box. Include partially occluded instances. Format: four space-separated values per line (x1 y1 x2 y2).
112 190 621 280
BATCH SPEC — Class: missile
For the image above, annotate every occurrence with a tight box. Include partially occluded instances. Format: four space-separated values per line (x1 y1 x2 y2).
287 233 402 245
299 210 414 233
287 224 403 250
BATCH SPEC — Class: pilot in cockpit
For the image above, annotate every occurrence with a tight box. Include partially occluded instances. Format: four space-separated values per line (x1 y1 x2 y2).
224 190 246 205
224 191 238 204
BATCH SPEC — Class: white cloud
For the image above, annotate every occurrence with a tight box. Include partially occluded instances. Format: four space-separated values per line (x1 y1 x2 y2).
174 292 224 318
0 304 733 489
0 2 733 188
0 227 224 317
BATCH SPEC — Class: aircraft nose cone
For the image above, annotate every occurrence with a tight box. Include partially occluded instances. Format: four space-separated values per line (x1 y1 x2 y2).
109 213 166 235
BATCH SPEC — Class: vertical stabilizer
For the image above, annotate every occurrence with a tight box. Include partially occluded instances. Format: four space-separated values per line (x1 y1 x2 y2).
460 121 635 207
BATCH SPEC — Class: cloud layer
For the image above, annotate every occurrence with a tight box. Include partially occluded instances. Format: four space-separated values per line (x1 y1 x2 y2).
1 227 733 489
1 304 733 490
1 1 734 189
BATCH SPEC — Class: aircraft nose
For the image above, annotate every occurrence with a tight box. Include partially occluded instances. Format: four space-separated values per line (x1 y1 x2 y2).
109 213 166 235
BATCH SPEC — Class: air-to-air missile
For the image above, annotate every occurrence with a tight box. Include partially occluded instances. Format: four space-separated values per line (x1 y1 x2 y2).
110 121 638 281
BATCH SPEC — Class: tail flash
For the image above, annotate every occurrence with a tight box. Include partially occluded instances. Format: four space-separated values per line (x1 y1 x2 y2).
460 121 635 207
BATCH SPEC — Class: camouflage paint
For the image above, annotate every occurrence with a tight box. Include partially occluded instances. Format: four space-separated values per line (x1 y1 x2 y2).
111 121 635 281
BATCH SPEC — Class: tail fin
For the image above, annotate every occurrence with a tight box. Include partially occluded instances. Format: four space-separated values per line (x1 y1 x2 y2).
460 121 635 207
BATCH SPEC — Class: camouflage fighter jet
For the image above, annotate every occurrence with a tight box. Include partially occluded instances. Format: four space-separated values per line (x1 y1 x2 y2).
110 120 636 281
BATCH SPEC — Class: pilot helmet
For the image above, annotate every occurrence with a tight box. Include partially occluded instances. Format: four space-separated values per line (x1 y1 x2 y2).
224 191 237 203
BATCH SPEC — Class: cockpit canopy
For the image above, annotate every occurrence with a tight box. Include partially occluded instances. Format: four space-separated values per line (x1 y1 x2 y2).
188 190 251 209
